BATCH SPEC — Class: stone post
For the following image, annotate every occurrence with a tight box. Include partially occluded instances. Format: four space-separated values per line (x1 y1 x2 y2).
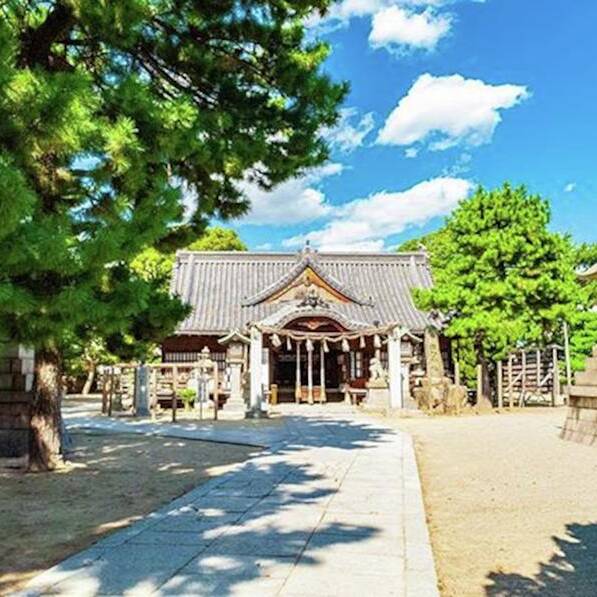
0 343 35 469
388 327 403 410
248 326 265 417
134 365 150 416
223 341 247 418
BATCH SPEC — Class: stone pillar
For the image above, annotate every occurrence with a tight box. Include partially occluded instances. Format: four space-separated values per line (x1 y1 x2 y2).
134 365 150 416
388 328 403 410
222 341 247 418
320 342 326 403
0 343 35 469
307 343 314 404
249 326 264 417
295 341 301 403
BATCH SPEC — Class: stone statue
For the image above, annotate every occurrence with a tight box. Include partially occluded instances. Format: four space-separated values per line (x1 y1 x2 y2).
368 356 389 388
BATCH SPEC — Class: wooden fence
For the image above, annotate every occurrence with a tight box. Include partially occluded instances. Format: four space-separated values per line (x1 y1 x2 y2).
495 346 565 408
101 361 221 422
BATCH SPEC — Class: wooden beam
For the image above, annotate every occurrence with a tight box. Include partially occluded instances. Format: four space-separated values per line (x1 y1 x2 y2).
497 360 503 410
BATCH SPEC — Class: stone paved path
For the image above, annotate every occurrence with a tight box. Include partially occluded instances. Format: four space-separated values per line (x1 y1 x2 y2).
22 407 438 596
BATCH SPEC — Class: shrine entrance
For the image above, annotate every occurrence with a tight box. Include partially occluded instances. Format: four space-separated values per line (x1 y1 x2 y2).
262 315 384 404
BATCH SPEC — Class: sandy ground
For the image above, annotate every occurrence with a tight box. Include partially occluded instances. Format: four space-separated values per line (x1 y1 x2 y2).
397 408 597 597
0 432 256 595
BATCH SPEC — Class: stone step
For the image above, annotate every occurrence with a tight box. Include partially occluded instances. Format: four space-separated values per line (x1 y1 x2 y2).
575 370 597 386
583 357 597 371
569 385 597 399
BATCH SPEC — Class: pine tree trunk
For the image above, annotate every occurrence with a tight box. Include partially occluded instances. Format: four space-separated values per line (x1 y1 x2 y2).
476 341 493 410
29 348 64 471
82 365 95 395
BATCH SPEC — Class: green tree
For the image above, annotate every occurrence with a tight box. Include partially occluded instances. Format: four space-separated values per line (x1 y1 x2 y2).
131 226 247 285
0 1 344 469
414 184 580 402
187 226 247 252
568 243 597 371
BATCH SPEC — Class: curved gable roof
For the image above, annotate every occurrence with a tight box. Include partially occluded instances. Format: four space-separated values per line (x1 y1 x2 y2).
171 250 434 334
241 251 372 307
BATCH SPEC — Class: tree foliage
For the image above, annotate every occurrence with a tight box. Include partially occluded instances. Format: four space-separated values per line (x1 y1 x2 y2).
0 0 344 468
414 184 581 386
187 226 247 252
131 226 247 285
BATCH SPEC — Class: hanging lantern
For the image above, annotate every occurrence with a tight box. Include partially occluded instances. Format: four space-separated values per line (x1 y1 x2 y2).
286 335 292 351
322 339 329 353
272 333 281 348
374 334 381 349
342 337 350 352
359 336 366 349
306 338 314 352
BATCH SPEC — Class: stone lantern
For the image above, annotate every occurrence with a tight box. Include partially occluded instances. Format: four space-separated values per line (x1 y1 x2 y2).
218 330 250 419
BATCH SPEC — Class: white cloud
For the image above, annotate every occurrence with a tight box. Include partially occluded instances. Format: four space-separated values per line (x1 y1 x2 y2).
314 0 465 25
369 6 452 51
284 176 473 251
309 1 484 52
239 163 342 226
323 108 375 153
255 242 273 251
377 73 530 151
564 182 576 193
405 147 419 159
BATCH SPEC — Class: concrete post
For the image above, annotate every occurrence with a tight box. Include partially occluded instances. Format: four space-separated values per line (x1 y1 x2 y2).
388 328 403 410
249 326 264 417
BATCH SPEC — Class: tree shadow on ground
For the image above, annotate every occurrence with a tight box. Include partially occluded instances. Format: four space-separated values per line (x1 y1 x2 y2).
485 522 597 596
24 414 402 596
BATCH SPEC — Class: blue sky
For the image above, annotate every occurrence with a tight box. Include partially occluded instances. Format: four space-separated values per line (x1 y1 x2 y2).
230 0 597 252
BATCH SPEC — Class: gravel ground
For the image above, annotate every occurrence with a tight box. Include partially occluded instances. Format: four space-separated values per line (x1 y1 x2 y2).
397 408 597 597
0 432 256 594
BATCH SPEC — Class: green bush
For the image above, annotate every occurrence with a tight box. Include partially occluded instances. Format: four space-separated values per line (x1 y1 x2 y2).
179 388 197 411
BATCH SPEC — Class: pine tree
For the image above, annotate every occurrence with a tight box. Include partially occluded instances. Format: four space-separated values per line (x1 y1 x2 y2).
0 1 344 469
415 184 580 402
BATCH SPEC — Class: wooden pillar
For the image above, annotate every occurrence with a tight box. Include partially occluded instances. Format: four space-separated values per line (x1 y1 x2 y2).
295 341 301 403
508 355 513 408
108 366 115 417
307 342 314 405
536 349 541 396
320 342 326 403
101 368 109 415
520 351 526 408
497 360 503 410
552 345 562 406
213 362 219 420
172 365 178 422
563 322 572 402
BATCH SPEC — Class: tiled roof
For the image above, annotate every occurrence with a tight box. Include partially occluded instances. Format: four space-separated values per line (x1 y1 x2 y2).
171 250 434 334
578 263 597 281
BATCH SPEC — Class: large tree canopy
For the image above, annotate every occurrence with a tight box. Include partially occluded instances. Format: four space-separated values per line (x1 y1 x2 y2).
0 0 344 469
413 184 580 397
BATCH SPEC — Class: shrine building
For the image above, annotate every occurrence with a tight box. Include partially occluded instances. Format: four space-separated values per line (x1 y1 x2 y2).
163 244 449 413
